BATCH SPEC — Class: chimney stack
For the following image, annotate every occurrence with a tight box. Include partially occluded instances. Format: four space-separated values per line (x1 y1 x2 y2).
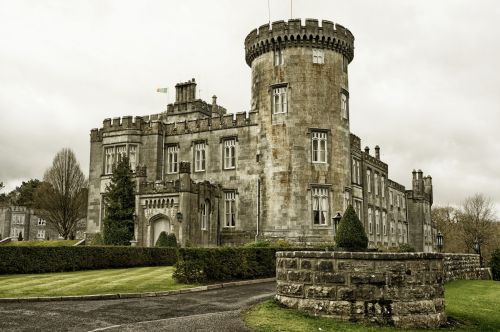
375 145 380 160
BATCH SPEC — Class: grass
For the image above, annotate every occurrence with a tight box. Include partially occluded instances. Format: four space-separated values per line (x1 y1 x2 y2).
0 266 194 298
1 240 79 247
244 280 500 332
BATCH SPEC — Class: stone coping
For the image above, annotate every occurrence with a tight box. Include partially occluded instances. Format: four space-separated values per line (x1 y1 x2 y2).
276 251 444 260
0 277 275 303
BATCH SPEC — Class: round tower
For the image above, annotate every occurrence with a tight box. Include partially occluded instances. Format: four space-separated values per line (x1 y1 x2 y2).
245 19 355 241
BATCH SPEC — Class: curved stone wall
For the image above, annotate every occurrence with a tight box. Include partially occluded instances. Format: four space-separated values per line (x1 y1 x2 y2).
276 251 446 328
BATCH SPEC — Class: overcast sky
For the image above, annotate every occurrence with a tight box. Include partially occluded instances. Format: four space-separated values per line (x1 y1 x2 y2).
1 0 499 214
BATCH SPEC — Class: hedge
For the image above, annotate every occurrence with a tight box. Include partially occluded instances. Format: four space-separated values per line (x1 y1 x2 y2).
0 246 177 274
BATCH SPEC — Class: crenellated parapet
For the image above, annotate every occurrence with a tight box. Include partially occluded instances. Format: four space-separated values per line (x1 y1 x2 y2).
387 179 406 192
139 178 222 196
163 111 258 136
102 116 144 132
90 128 103 142
244 18 355 66
350 133 361 151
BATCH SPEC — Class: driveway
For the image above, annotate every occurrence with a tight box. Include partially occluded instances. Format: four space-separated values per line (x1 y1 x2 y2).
0 281 275 332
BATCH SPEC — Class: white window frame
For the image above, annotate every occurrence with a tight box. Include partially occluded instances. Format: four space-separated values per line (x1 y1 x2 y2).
166 145 179 174
341 93 348 119
201 201 209 230
382 211 387 236
311 131 327 163
37 218 46 226
312 49 324 64
272 86 288 114
194 142 206 172
312 187 329 225
104 144 139 174
223 139 236 170
366 170 372 193
375 209 380 235
37 229 46 239
354 199 362 218
381 176 385 198
224 192 236 227
368 208 373 234
274 49 284 66
374 173 379 196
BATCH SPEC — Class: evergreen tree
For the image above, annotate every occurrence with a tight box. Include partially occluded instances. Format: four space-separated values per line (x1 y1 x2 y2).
155 231 169 247
103 156 135 245
335 205 368 251
18 232 23 241
166 233 178 247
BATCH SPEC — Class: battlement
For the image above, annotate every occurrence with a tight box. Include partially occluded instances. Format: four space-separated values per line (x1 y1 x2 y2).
244 18 354 66
102 116 144 130
139 178 221 196
163 111 258 136
388 179 406 192
350 133 361 151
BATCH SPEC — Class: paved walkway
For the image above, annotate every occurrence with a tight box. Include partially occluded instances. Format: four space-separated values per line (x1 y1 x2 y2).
0 281 275 332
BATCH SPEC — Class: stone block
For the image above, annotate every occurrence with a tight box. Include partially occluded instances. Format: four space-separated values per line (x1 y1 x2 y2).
337 287 355 301
305 285 336 299
322 272 346 284
326 300 351 316
300 259 313 270
284 258 298 269
277 282 304 297
288 270 312 283
317 260 333 272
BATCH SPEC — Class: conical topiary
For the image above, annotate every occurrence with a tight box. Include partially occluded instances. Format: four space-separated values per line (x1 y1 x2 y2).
155 231 169 247
166 233 178 247
335 205 368 251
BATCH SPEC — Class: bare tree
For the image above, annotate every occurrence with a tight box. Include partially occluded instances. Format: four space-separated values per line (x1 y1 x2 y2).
431 205 461 253
35 148 87 239
457 194 496 254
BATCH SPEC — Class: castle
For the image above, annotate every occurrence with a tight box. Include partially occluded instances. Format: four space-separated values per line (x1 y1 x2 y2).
86 19 437 252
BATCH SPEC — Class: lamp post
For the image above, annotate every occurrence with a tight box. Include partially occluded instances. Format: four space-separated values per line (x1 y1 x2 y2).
436 231 443 253
474 238 482 267
333 212 342 236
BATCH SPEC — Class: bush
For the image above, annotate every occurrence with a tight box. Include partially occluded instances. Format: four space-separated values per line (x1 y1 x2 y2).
335 205 368 251
90 233 104 246
397 244 415 252
173 247 278 283
0 246 177 274
166 233 178 247
490 248 500 281
18 232 23 241
243 239 291 248
156 232 169 247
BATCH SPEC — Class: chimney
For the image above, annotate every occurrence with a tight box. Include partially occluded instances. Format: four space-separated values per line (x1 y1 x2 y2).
364 146 370 155
375 145 380 160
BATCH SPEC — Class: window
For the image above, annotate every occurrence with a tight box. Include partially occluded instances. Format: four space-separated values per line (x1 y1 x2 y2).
342 55 348 73
194 142 206 172
352 158 361 184
402 197 406 209
374 173 379 196
311 132 327 163
343 191 350 212
341 93 348 119
312 49 324 64
104 144 139 174
382 211 387 235
312 187 329 225
354 200 362 218
37 229 45 239
201 201 209 230
375 209 380 235
272 86 288 114
381 176 385 198
274 49 284 66
223 139 236 169
368 208 373 234
224 192 236 227
389 191 393 206
37 218 46 226
366 170 372 193
11 228 23 238
129 145 137 171
166 146 179 174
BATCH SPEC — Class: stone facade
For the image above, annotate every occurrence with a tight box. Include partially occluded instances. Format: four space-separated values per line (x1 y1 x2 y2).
0 206 84 241
275 251 446 328
86 19 437 250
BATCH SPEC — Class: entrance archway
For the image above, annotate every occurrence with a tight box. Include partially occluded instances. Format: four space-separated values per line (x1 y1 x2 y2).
148 214 171 247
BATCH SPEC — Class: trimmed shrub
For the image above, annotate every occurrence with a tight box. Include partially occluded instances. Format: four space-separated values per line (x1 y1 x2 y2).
490 248 500 281
0 246 177 274
90 233 104 246
173 247 278 283
166 233 178 247
155 232 169 247
18 232 23 241
335 205 368 251
397 244 415 252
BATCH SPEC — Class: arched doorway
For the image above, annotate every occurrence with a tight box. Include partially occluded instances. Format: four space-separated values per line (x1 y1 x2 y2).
148 214 171 247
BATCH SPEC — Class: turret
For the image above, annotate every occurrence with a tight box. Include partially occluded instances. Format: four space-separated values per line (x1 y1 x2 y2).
244 18 354 240
424 175 433 204
175 78 196 103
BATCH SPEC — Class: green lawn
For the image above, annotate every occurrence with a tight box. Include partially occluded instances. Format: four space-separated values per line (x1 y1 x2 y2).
0 266 194 298
1 240 79 247
244 280 500 332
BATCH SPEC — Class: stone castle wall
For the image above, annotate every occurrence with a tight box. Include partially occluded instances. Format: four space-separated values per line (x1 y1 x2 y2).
275 251 446 328
442 253 491 282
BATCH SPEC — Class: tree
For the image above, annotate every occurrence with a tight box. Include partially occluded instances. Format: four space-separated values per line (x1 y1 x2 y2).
17 232 23 241
155 231 169 247
34 148 88 240
8 179 42 208
457 194 496 254
431 205 462 253
335 205 368 251
102 156 135 245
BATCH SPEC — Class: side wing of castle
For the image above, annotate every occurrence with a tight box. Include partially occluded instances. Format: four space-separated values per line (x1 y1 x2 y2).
86 19 437 252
